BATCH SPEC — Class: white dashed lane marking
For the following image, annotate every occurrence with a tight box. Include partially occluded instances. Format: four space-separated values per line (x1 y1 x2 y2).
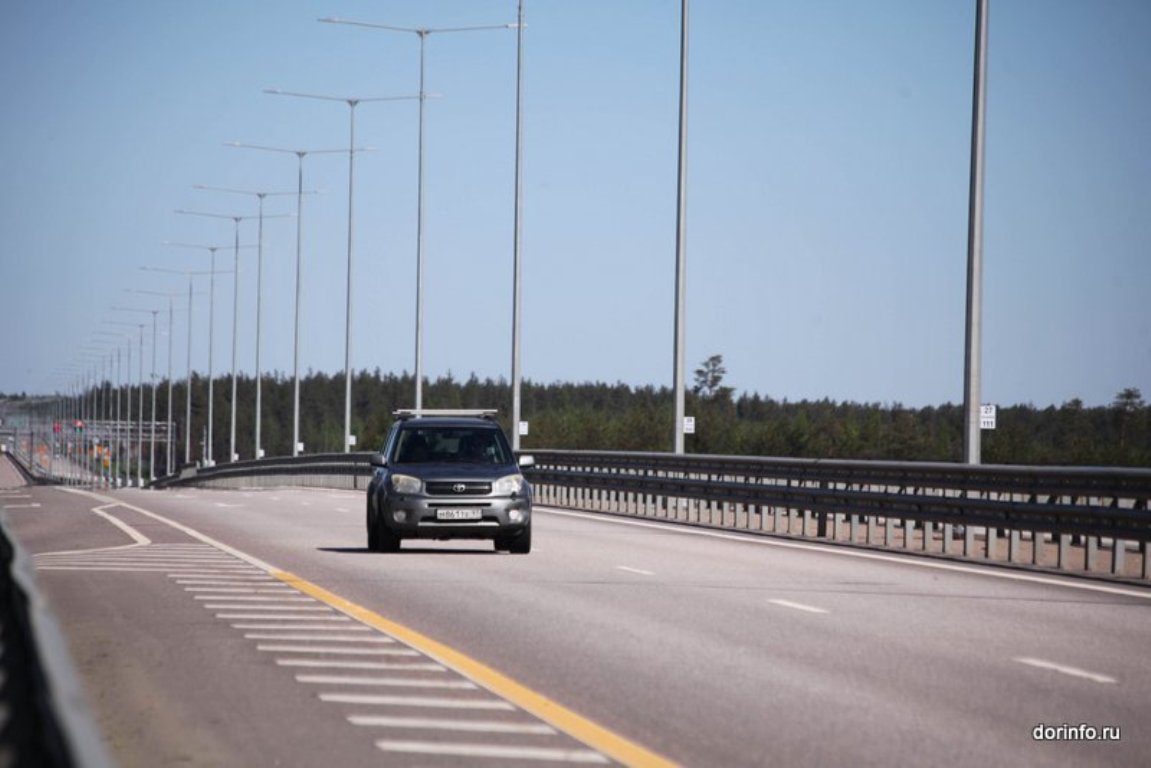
768 599 830 615
1014 657 1117 684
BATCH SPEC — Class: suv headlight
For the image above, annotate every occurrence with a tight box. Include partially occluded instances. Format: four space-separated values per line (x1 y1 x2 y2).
492 474 525 495
390 474 423 494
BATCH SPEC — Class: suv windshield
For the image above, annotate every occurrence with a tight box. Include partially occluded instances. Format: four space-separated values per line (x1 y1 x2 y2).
391 426 513 466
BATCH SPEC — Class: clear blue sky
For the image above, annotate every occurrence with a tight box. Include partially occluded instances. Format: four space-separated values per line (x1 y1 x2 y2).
1 0 1148 408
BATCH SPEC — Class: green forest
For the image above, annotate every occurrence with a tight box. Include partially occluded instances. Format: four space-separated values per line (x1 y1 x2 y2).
5 364 1147 472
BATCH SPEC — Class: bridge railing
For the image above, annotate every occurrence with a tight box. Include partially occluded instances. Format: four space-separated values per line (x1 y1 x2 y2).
151 452 374 491
153 449 1151 583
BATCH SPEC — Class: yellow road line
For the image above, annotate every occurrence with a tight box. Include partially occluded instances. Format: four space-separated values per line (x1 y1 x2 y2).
275 570 678 768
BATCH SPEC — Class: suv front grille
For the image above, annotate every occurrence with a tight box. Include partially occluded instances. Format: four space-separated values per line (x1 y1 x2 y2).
426 481 493 496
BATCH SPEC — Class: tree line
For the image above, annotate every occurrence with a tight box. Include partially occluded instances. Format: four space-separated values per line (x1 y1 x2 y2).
3 374 1147 471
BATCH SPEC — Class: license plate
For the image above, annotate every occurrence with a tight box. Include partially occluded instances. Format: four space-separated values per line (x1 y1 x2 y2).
436 509 483 521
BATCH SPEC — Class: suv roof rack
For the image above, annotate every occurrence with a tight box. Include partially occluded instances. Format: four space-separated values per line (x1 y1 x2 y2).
393 409 499 421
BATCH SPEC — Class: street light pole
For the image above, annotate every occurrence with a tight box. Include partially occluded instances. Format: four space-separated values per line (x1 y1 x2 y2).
511 0 526 451
319 16 516 411
672 0 690 455
963 0 990 465
264 89 414 453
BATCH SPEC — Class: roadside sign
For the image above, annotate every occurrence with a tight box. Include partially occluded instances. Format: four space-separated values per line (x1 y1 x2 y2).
980 404 997 430
683 416 696 435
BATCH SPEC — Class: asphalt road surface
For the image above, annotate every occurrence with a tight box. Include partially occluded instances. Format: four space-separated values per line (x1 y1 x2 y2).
3 480 1149 767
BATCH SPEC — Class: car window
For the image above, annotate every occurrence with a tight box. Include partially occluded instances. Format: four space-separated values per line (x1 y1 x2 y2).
392 426 512 465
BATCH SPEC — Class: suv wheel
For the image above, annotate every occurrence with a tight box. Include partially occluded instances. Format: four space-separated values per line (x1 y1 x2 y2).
497 523 531 555
377 520 401 553
366 501 379 551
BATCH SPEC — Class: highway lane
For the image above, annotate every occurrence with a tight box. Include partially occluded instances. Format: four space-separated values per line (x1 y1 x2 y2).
4 482 1150 767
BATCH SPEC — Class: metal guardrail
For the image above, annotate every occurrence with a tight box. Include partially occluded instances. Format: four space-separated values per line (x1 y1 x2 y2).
154 449 1151 582
524 450 1151 582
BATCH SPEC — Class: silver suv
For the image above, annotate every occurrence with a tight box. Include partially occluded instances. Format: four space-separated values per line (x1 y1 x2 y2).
366 410 534 553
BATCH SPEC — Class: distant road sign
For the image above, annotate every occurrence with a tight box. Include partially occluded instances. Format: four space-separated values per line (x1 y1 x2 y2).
980 404 997 430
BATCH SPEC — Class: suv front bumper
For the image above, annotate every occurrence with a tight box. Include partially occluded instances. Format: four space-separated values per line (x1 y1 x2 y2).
378 493 532 541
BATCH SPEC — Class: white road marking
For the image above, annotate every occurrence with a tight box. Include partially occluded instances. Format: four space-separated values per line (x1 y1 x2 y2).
276 659 445 672
232 623 359 631
193 595 315 602
35 565 247 571
184 594 301 598
296 675 477 690
172 578 278 584
201 604 329 611
37 566 217 573
244 632 381 642
320 693 514 710
1014 657 1117 684
257 645 416 656
351 715 555 735
92 504 152 545
768 599 829 615
375 741 608 763
59 487 281 573
2 503 40 509
616 566 654 576
217 614 349 621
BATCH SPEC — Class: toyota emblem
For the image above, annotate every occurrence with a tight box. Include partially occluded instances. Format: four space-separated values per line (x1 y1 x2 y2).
452 483 468 493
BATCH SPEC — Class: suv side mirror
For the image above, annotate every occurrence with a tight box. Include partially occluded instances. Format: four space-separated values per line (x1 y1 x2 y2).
517 454 535 469
369 452 388 468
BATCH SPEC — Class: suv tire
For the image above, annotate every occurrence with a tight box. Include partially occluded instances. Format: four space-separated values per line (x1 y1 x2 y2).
497 523 532 555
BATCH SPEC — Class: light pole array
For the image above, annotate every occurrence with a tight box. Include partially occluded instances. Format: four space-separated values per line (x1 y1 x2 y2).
193 184 296 459
178 209 267 462
104 320 145 485
182 201 288 461
165 240 234 465
142 265 214 466
50 10 532 468
264 88 415 453
112 306 160 482
320 15 517 412
132 288 180 476
93 332 128 486
227 142 332 456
